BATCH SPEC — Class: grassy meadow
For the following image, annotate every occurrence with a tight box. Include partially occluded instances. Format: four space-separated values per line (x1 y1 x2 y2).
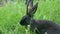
0 0 60 34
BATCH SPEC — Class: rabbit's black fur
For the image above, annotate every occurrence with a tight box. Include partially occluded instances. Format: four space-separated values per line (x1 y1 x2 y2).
20 0 60 34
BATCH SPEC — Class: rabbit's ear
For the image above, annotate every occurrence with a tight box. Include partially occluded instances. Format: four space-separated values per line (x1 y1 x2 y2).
26 0 33 15
31 2 38 15
27 2 38 17
26 0 38 17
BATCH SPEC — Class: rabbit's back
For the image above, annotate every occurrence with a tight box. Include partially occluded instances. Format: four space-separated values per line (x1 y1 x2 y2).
30 19 60 34
31 19 59 31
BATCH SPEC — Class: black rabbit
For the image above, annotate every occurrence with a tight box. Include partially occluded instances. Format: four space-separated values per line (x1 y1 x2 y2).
20 0 60 34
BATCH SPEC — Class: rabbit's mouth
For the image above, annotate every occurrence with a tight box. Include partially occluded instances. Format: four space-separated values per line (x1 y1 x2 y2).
20 19 31 26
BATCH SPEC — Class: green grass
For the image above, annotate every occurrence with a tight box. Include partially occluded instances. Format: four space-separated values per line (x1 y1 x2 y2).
0 0 60 34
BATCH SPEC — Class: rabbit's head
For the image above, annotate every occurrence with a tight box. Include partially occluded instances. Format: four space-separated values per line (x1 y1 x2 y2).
20 0 38 26
20 15 31 26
